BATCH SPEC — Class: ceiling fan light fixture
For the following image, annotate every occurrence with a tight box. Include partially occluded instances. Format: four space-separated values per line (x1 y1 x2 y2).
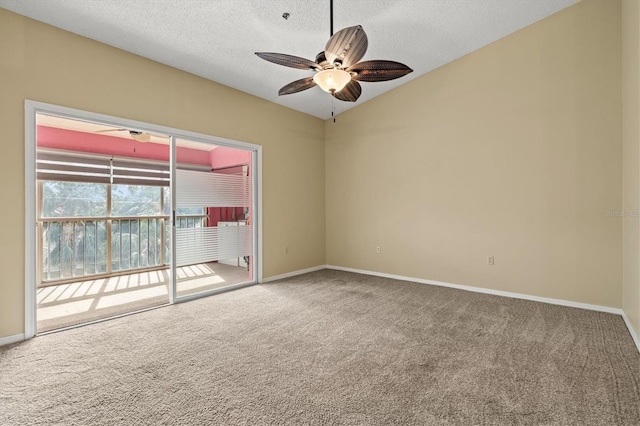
313 69 351 93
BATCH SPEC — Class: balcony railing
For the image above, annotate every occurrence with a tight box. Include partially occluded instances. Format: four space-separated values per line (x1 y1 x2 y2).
39 214 207 286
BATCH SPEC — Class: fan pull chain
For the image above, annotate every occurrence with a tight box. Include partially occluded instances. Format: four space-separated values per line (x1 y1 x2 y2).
332 99 336 123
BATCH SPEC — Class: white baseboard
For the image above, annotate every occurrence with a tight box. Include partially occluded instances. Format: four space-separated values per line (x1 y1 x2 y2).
326 265 624 314
261 265 327 283
621 312 640 353
0 333 25 347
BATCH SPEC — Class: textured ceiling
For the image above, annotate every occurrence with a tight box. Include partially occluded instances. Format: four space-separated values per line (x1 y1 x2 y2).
0 0 576 119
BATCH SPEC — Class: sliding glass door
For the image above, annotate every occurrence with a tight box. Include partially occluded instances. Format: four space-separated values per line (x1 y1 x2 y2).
172 138 254 299
27 104 261 337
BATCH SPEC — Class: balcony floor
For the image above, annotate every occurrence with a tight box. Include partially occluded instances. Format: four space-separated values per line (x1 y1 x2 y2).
37 262 251 333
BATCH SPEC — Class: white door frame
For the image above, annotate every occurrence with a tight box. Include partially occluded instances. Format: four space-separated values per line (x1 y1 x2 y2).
24 100 263 339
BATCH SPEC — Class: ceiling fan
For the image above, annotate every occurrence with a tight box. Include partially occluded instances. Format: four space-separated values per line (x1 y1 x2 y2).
255 0 413 102
95 128 166 143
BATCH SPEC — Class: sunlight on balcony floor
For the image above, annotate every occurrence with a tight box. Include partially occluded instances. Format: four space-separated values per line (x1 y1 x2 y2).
37 262 251 333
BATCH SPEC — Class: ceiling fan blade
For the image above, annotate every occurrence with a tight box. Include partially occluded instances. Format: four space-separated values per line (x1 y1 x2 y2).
332 80 361 102
325 25 368 68
255 52 321 70
348 60 413 82
278 77 317 96
95 128 128 133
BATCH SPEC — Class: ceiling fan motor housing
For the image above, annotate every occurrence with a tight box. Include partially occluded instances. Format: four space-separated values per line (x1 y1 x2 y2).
315 52 330 69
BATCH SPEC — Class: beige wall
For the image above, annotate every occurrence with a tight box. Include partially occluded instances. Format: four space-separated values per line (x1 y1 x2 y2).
0 9 326 338
622 0 640 339
326 0 623 307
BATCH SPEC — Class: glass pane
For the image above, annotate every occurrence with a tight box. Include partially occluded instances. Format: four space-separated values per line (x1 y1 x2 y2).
131 219 140 269
175 138 252 298
164 187 202 216
73 221 84 277
97 220 108 273
121 220 131 270
149 219 157 266
61 221 74 279
156 219 163 266
179 207 204 215
163 187 171 216
164 219 171 265
43 222 61 281
41 222 48 280
140 219 148 268
111 221 120 272
112 185 162 217
42 181 107 218
85 221 96 275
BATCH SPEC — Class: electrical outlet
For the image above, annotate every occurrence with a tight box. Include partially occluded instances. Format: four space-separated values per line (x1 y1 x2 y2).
376 246 381 254
488 256 494 265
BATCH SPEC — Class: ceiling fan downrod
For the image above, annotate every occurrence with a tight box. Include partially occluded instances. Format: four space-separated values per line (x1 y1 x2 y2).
330 0 334 37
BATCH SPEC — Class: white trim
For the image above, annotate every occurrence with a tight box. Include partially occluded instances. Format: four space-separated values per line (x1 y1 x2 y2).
169 135 177 304
326 265 624 315
0 333 25 347
24 102 37 339
621 311 640 353
255 148 263 284
174 281 258 304
261 265 327 283
38 304 170 336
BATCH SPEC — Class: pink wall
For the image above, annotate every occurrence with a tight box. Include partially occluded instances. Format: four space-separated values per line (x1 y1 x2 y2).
207 148 251 227
209 146 251 170
38 126 252 171
37 126 211 166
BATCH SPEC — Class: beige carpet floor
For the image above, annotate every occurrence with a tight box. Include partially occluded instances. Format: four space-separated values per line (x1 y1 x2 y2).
1 269 639 425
